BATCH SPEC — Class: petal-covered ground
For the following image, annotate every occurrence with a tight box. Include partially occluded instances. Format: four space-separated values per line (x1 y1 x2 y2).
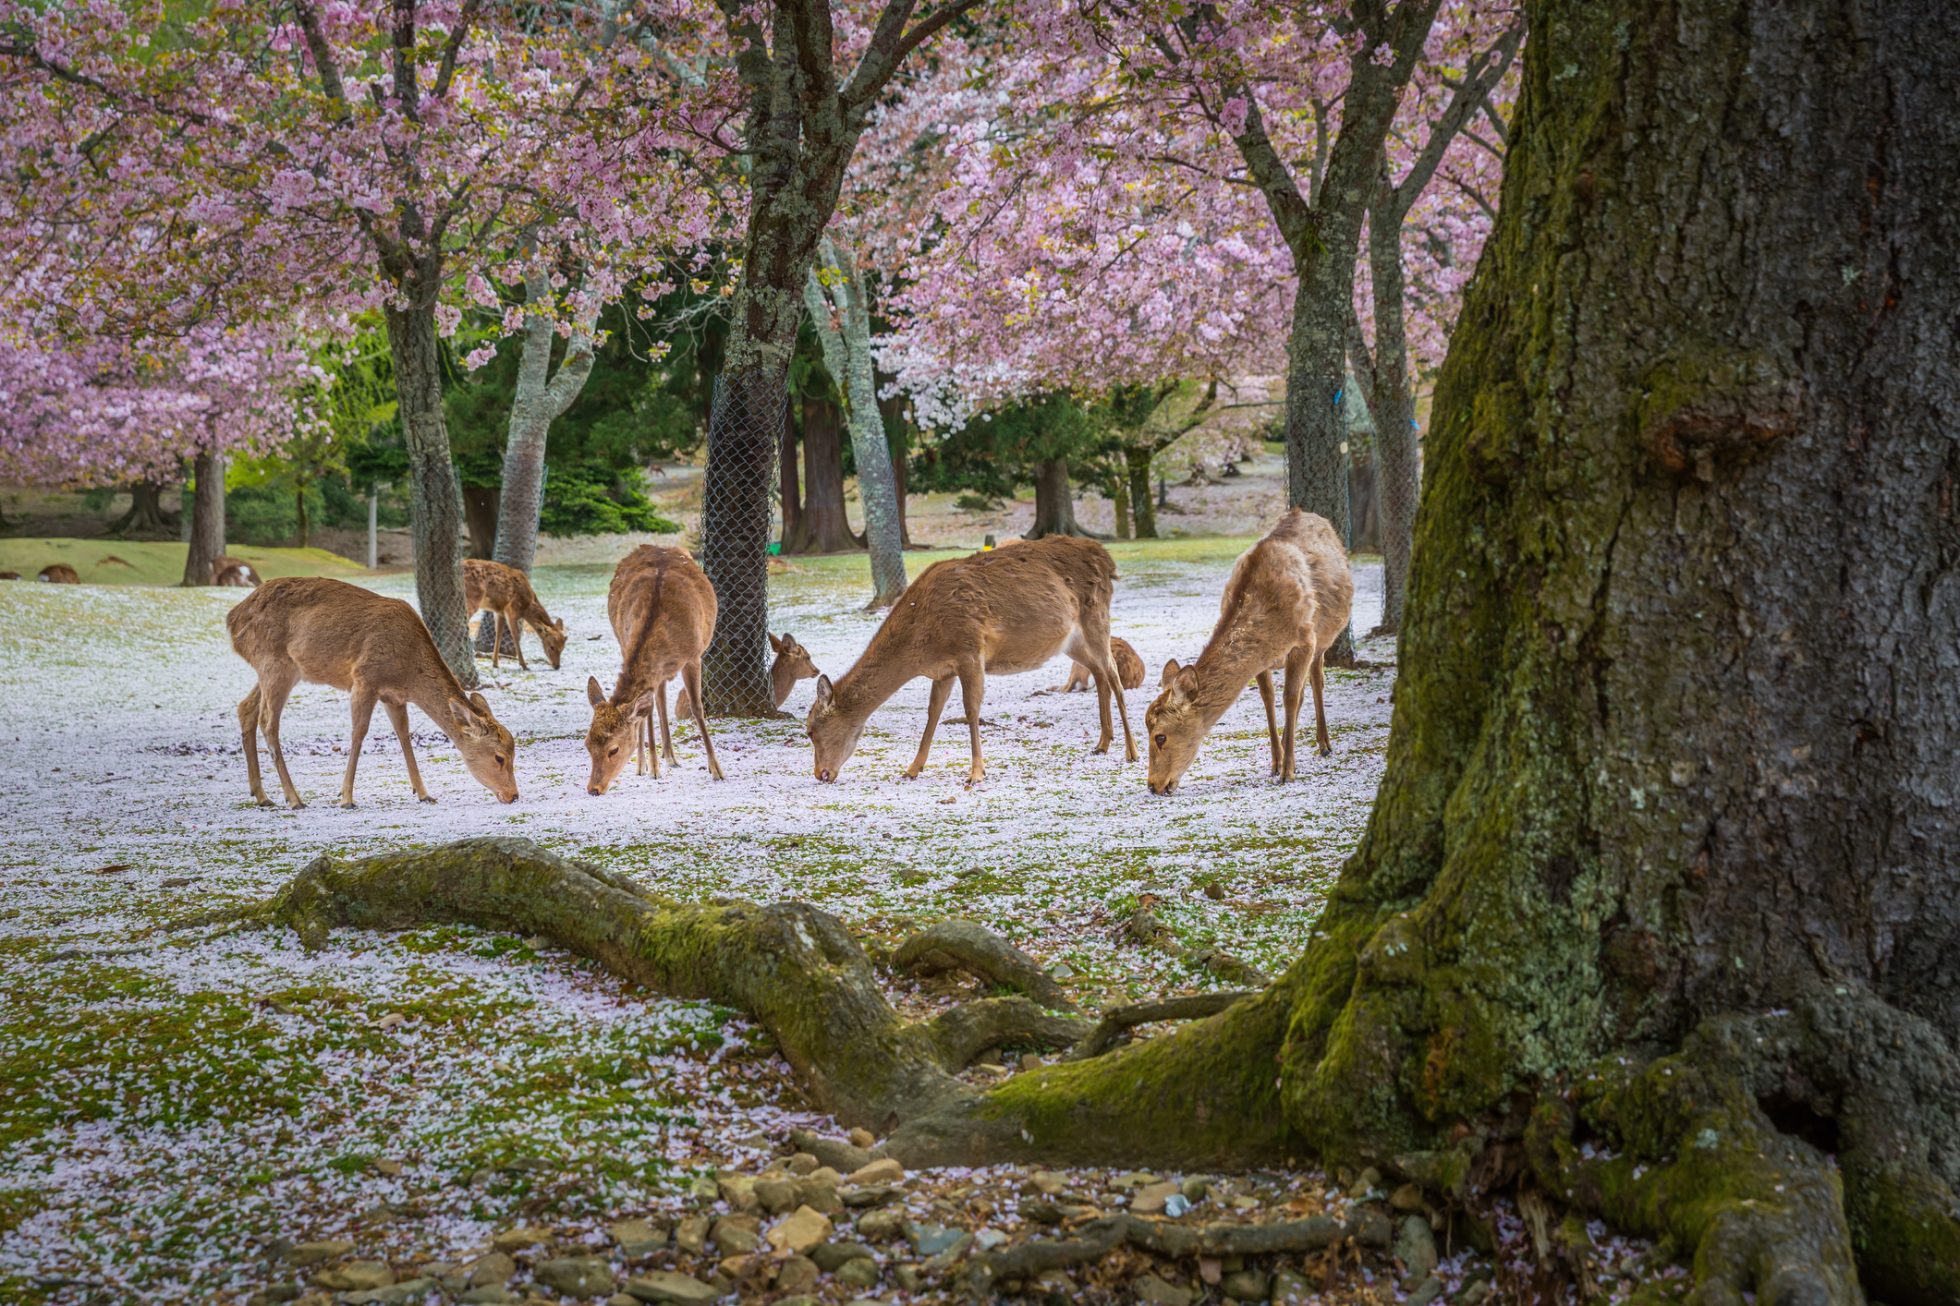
0 540 1417 1301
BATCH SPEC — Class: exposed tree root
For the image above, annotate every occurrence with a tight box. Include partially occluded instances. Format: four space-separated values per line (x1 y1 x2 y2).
1066 991 1254 1060
1122 904 1272 987
894 920 1076 1011
925 997 1086 1069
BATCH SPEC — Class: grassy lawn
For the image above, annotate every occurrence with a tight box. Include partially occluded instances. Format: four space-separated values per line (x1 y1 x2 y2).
0 538 366 586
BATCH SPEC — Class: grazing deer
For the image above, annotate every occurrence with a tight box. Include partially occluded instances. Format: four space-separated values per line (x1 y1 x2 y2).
227 576 518 808
1145 509 1352 794
1056 635 1146 693
37 563 79 584
584 545 723 793
463 559 567 670
806 535 1136 787
674 631 819 717
0 571 19 580
213 555 259 587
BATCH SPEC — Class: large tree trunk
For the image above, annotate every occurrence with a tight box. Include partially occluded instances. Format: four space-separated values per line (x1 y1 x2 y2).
779 401 802 547
1125 446 1158 539
112 480 176 536
1026 457 1085 539
783 389 857 554
460 485 497 560
701 362 791 717
383 300 477 689
181 451 225 586
877 380 914 549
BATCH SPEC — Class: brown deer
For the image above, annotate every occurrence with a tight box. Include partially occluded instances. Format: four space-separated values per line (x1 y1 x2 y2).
584 545 723 793
1055 635 1146 693
1144 509 1352 794
673 631 819 718
212 555 259 587
37 563 79 583
806 535 1136 787
463 559 567 670
227 576 518 808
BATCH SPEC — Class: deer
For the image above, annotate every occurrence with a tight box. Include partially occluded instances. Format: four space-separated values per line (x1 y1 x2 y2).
1054 635 1146 693
806 535 1136 787
673 631 819 718
226 576 519 808
37 563 79 583
213 555 259 587
1144 509 1352 795
584 545 724 793
463 559 567 670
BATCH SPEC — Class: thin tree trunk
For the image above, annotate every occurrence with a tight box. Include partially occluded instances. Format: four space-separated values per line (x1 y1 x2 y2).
1126 446 1158 539
1282 277 1358 662
891 443 912 548
461 485 497 559
383 300 477 689
1365 214 1417 635
1026 458 1084 539
181 450 225 586
295 483 311 550
784 389 857 553
878 379 914 549
1111 479 1132 540
779 401 802 547
367 489 378 570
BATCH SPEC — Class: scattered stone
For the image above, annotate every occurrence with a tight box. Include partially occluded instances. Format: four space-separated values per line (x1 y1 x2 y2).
312 1261 394 1292
466 1253 516 1287
534 1255 616 1298
610 1219 668 1258
1346 1167 1382 1199
716 1255 755 1282
1180 1177 1210 1203
1019 1052 1044 1071
923 1232 974 1272
1395 1214 1439 1281
606 1296 639 1306
686 1176 720 1203
372 1159 404 1177
674 1217 710 1256
794 1176 843 1215
1459 1281 1492 1305
1389 1183 1425 1213
811 1242 873 1272
710 1216 761 1254
1109 1171 1159 1191
893 1264 924 1292
1162 1193 1193 1218
622 1270 720 1304
840 1183 898 1208
834 1258 880 1290
774 1298 818 1306
1352 1206 1394 1247
491 1228 553 1253
973 1228 1009 1252
846 1157 905 1186
1406 1275 1443 1306
1132 1274 1194 1305
717 1175 758 1212
344 1279 435 1305
755 1176 799 1215
1269 1268 1312 1304
375 1012 407 1032
786 1152 820 1176
905 1222 965 1256
1130 1180 1182 1214
1220 1269 1269 1301
1029 1171 1068 1196
285 1240 355 1267
248 1288 301 1306
855 1209 906 1241
767 1206 833 1255
847 1128 876 1149
776 1255 819 1293
458 1290 519 1305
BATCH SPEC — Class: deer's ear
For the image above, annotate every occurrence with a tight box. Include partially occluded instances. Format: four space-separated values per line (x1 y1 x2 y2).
769 632 787 654
450 699 485 735
1159 658 1182 689
468 691 491 717
1174 663 1202 697
814 674 834 706
586 675 605 708
554 617 565 631
628 690 657 720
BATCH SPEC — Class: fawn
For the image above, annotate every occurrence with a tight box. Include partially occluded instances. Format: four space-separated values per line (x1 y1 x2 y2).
584 545 724 793
213 556 259 587
227 577 518 808
806 535 1136 787
1145 510 1352 794
37 564 79 583
463 559 567 670
1056 634 1145 692
674 631 819 717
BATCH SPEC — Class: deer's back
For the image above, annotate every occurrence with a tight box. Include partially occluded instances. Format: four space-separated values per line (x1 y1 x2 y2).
229 577 442 693
608 546 715 670
1217 511 1354 660
880 536 1114 672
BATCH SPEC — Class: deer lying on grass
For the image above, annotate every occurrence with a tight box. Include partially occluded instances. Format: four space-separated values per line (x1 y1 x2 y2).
463 559 567 670
213 555 259 587
37 564 79 583
585 545 723 793
674 631 818 717
227 577 518 808
1055 635 1145 693
1145 509 1352 794
806 535 1136 787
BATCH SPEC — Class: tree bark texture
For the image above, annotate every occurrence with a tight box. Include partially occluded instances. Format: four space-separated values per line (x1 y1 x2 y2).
779 402 802 546
113 480 176 536
461 485 497 560
383 300 478 689
181 451 225 587
701 366 789 716
1126 446 1158 539
1026 457 1085 539
783 388 857 554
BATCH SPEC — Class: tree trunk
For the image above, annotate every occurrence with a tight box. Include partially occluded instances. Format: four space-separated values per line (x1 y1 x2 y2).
1111 480 1132 540
367 490 378 570
1026 458 1084 539
383 300 477 689
779 401 802 548
181 451 225 586
700 365 790 716
878 380 914 549
1346 451 1381 554
1364 212 1418 636
1282 277 1358 662
461 485 497 560
112 480 176 536
787 390 857 553
1126 446 1158 539
295 483 311 549
891 444 912 548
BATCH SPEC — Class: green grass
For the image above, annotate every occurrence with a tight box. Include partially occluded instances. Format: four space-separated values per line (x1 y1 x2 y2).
0 538 365 586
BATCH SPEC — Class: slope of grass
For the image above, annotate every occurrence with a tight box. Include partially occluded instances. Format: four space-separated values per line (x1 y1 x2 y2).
0 539 365 586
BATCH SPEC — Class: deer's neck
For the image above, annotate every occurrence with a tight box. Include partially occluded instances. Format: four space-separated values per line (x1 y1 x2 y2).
407 663 474 743
1189 614 1284 724
770 656 801 709
833 644 916 723
612 641 674 710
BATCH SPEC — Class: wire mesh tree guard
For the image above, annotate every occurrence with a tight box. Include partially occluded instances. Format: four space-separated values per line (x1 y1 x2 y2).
699 370 789 717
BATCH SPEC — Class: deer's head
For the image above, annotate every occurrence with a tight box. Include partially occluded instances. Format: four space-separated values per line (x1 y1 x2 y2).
805 674 864 783
1144 659 1206 795
450 691 519 803
538 617 568 670
584 675 650 795
770 631 819 684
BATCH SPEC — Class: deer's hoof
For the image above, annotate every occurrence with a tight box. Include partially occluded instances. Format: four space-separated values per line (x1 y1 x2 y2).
339 801 357 810
419 795 437 805
1091 744 1110 756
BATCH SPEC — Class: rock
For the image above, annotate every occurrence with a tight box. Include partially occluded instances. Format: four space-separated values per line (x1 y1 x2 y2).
1395 1214 1438 1281
610 1219 667 1258
893 1264 924 1292
686 1176 720 1203
716 1255 755 1282
834 1258 880 1290
846 1157 905 1186
534 1256 616 1299
1269 1268 1312 1305
773 1298 818 1306
1131 1180 1182 1214
622 1270 721 1304
1458 1281 1492 1305
810 1242 873 1272
1180 1177 1210 1203
776 1255 819 1293
767 1206 833 1255
312 1261 394 1291
1351 1206 1393 1247
710 1216 761 1254
1022 1199 1067 1225
1389 1183 1426 1213
1220 1270 1269 1301
491 1228 553 1253
786 1153 820 1176
1346 1167 1382 1199
847 1128 876 1149
754 1176 799 1215
1020 1052 1044 1071
1162 1193 1193 1218
855 1209 906 1241
466 1253 516 1287
973 1228 1009 1252
1109 1171 1159 1191
923 1232 973 1272
1029 1171 1068 1196
344 1280 436 1305
606 1296 639 1306
1132 1274 1194 1305
457 1289 519 1305
285 1240 355 1267
248 1288 302 1306
1406 1275 1443 1306
673 1217 710 1256
794 1177 842 1215
904 1222 965 1256
716 1175 758 1212
839 1183 898 1208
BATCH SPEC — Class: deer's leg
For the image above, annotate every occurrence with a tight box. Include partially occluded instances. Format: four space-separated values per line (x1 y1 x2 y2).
340 685 378 808
643 710 659 779
384 700 434 803
657 680 678 764
958 660 988 788
1073 615 1137 763
1310 649 1331 757
1256 670 1282 776
905 676 954 779
1279 647 1311 782
681 661 724 781
510 612 528 671
259 673 305 809
487 611 503 668
238 685 271 807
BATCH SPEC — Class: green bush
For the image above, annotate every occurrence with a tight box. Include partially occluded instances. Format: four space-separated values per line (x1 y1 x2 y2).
540 464 679 537
228 483 326 546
